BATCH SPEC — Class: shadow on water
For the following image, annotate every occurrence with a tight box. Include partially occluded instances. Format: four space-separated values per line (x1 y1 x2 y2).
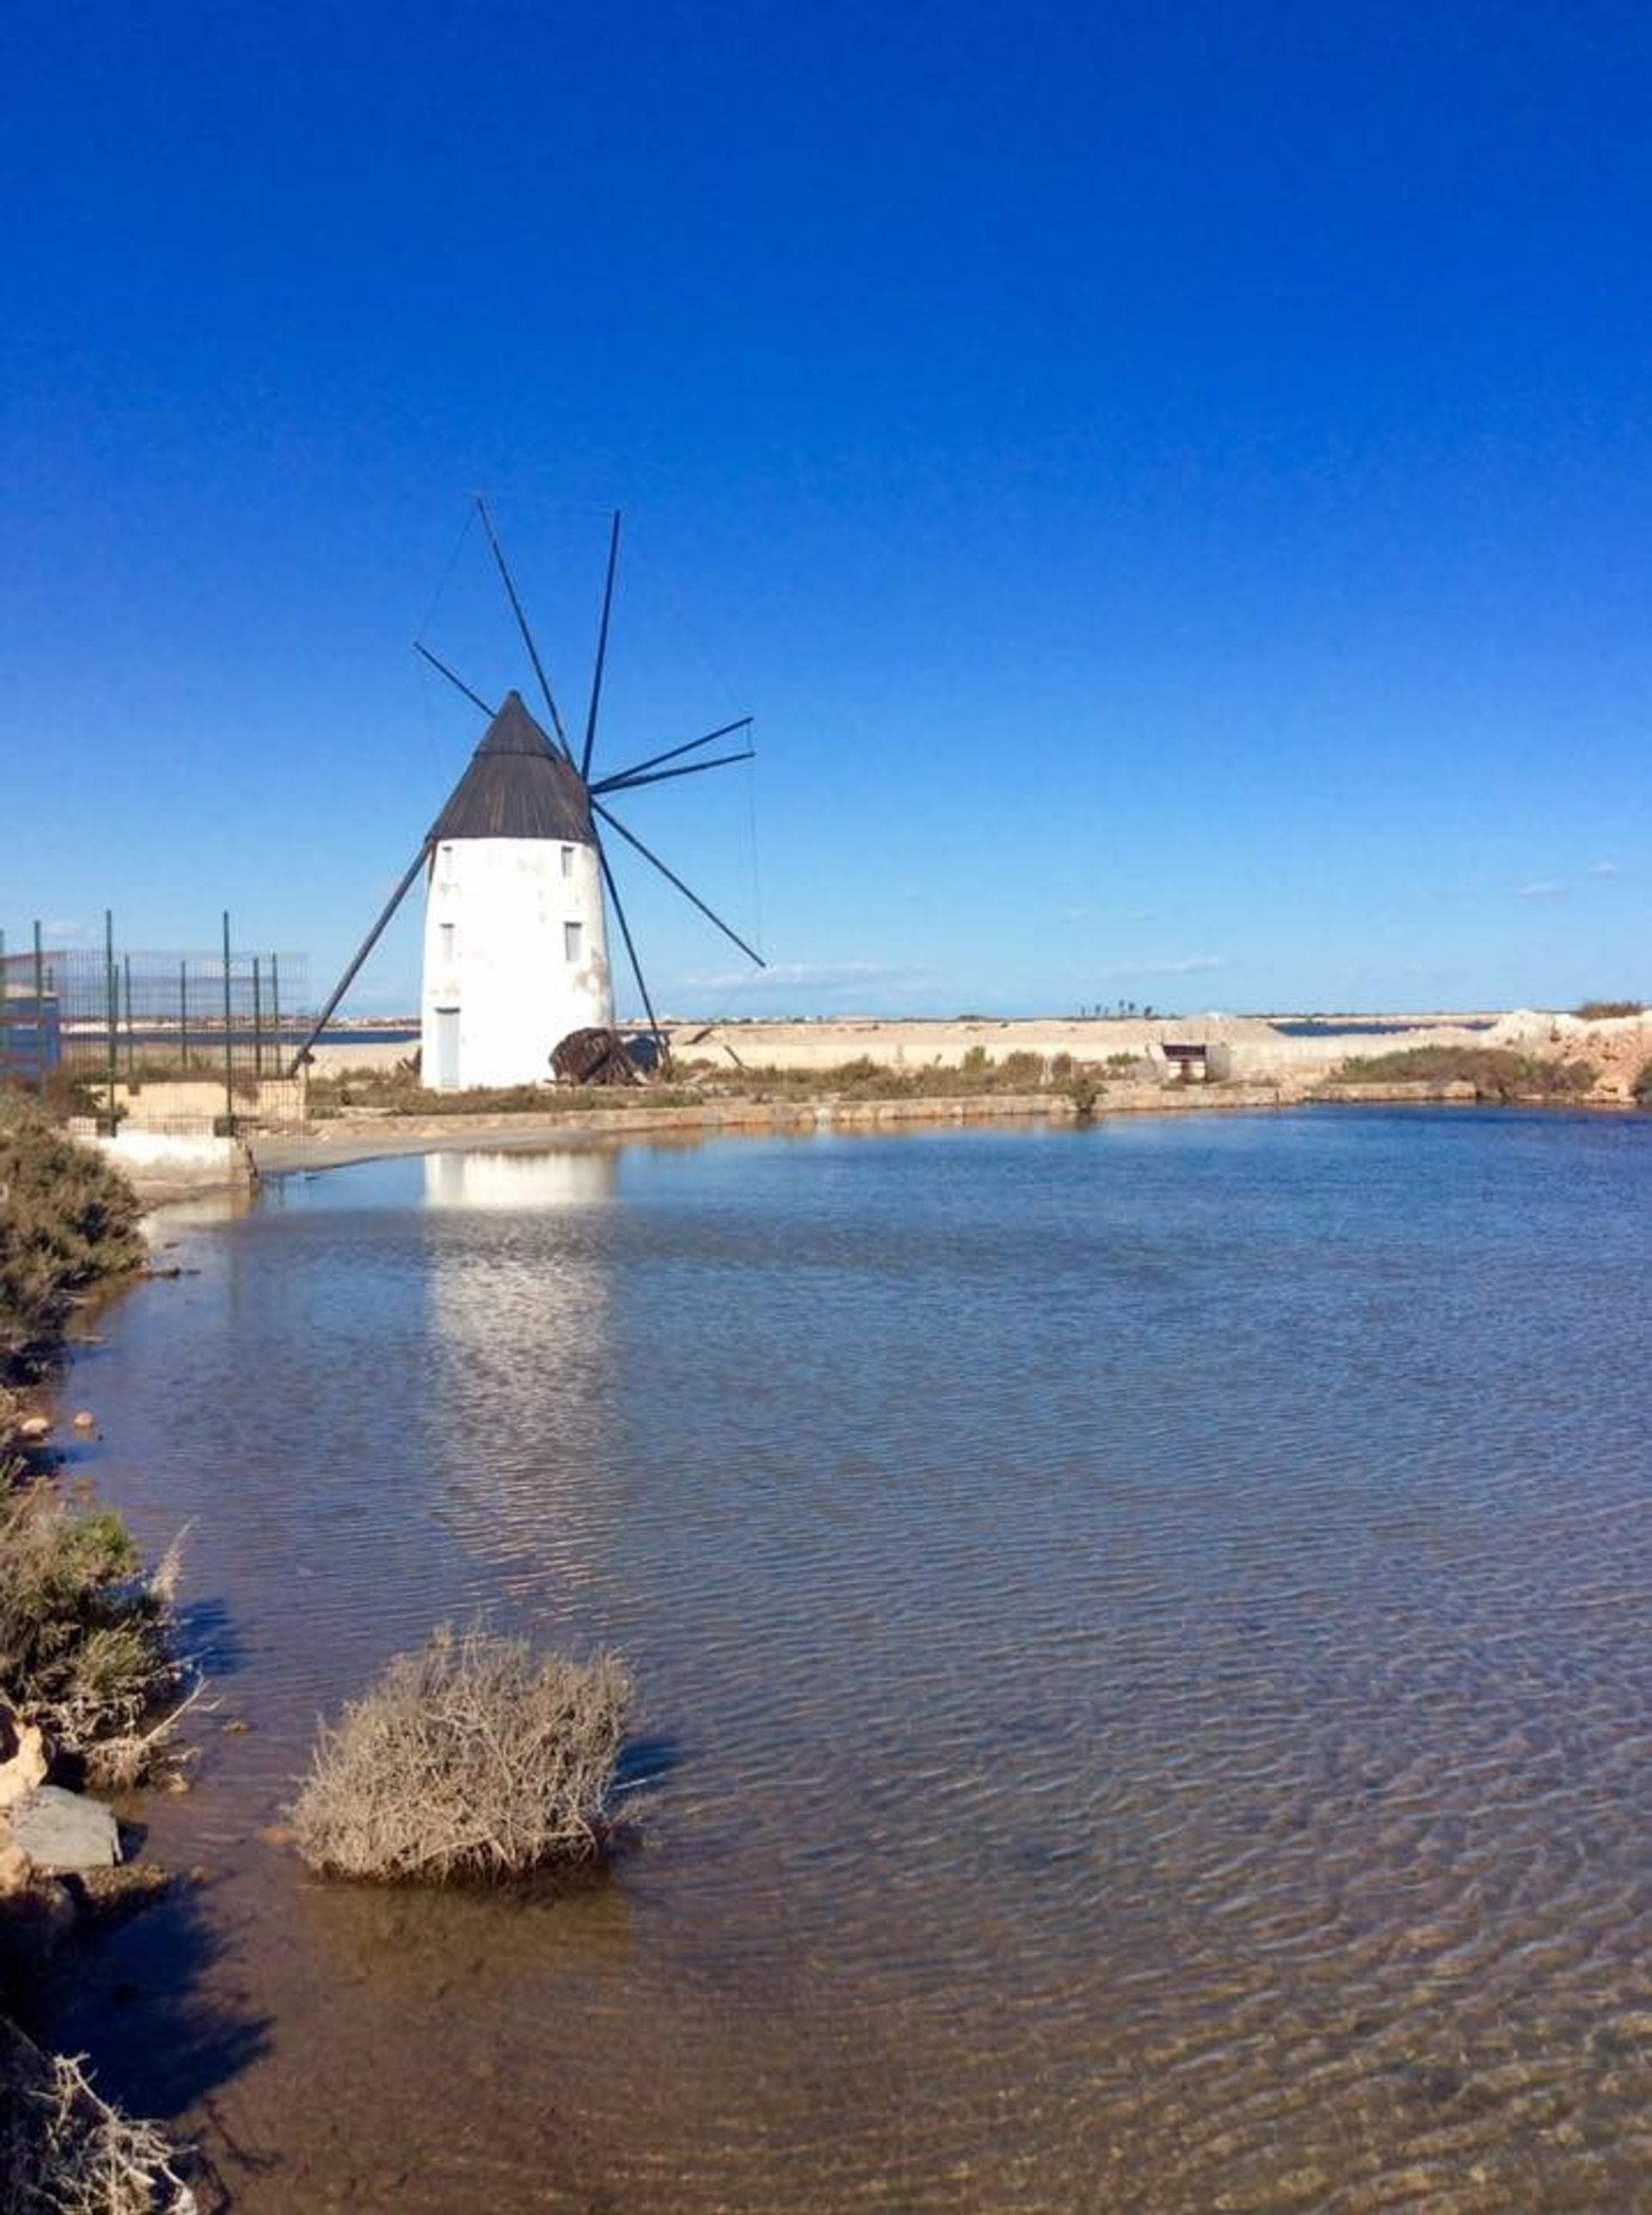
46 1873 272 2128
174 1595 247 1683
612 1728 682 1799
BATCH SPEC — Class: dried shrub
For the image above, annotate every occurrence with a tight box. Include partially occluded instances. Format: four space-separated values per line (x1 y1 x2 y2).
1574 998 1645 1020
1634 1058 1652 1108
290 1626 633 1885
0 1484 182 1765
0 2018 195 2213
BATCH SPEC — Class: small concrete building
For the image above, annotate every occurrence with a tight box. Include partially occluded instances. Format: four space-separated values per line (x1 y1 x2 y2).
419 690 613 1089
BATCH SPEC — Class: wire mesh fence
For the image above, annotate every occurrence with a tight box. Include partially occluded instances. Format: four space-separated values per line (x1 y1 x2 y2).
0 929 308 1136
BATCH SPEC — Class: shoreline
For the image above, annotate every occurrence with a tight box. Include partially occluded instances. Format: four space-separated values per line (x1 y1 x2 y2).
79 1002 1647 1205
247 1076 1472 1178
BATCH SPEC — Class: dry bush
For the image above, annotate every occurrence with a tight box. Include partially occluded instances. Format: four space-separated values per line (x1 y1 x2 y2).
290 1626 633 1884
0 2019 195 2213
0 1484 182 1767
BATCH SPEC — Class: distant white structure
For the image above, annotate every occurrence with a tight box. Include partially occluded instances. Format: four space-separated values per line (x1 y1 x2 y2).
419 690 613 1089
292 505 762 1094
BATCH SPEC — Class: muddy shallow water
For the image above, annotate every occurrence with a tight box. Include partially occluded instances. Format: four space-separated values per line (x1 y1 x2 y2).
50 1109 1652 2212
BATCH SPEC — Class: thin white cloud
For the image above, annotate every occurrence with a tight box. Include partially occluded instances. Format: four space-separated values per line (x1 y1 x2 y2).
1098 954 1225 979
680 959 924 996
1586 860 1621 879
1517 881 1567 900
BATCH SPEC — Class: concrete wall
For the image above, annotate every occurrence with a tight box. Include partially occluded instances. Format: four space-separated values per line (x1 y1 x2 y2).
93 1128 247 1179
421 835 612 1089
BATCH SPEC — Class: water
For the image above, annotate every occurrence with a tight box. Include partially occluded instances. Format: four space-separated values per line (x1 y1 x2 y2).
49 1109 1652 2212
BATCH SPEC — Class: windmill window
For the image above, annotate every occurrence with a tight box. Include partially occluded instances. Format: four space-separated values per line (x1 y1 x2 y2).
559 845 574 879
440 923 456 963
564 921 583 964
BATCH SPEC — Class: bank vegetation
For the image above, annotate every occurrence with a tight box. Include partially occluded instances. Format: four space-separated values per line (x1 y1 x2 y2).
0 1089 196 2212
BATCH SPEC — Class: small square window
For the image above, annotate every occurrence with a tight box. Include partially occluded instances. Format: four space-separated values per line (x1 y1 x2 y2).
560 846 574 879
564 921 583 964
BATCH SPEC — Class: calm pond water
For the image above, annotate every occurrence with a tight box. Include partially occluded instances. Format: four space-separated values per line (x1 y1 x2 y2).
50 1109 1652 2212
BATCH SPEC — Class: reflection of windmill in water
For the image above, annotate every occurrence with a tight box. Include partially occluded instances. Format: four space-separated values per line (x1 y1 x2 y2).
297 501 762 1089
422 1148 621 1598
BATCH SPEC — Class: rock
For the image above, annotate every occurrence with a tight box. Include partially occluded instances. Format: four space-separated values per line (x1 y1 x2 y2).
16 1414 50 1441
10 1785 121 1870
0 1841 34 1894
0 1714 48 1808
71 1410 96 1432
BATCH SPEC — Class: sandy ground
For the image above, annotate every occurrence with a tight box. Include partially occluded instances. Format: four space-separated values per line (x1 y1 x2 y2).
107 1007 1650 1203
304 1007 1652 1091
303 1009 1499 1077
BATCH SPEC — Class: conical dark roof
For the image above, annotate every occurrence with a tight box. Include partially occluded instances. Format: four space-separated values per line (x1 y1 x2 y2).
428 691 595 843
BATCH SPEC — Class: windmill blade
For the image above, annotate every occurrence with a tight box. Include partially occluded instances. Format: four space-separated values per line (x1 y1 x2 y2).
592 798 765 967
287 838 433 1077
595 836 667 1057
593 718 753 793
476 496 571 757
595 748 755 796
580 509 622 782
414 641 495 719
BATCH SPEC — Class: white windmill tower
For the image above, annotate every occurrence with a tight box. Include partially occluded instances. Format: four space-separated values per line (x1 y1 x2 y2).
294 503 761 1089
419 688 610 1087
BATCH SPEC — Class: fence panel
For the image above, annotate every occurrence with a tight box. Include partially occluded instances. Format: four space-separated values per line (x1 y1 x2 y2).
1 941 308 1135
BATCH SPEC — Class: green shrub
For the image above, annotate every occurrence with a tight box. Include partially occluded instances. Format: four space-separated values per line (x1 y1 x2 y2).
291 1626 633 1885
1335 1046 1597 1101
0 1095 144 1376
0 1482 180 1766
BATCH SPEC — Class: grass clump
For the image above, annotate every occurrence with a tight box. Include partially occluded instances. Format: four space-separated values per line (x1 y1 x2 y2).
291 1626 633 1885
304 1064 705 1118
1574 998 1645 1020
1335 1046 1598 1101
0 1483 182 1781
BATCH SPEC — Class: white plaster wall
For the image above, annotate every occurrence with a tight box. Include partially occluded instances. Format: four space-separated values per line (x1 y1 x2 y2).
96 1130 243 1174
421 836 613 1089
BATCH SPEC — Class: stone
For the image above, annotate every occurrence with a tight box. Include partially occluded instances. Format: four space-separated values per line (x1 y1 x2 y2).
71 1410 96 1432
16 1414 50 1441
0 1841 33 1894
10 1785 121 1870
0 1714 48 1808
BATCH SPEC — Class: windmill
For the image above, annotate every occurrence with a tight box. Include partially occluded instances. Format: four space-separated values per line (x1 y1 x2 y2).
293 502 761 1088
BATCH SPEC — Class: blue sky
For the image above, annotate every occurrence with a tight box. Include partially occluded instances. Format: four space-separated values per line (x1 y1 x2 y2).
4 1 1648 1016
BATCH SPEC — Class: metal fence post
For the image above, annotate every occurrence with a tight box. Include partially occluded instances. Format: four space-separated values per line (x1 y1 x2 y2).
252 954 263 1079
123 953 135 1082
103 912 117 1123
180 959 189 1071
34 921 47 1096
221 911 234 1131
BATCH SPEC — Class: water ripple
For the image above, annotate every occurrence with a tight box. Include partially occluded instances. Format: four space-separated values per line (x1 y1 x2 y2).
52 1113 1652 2212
